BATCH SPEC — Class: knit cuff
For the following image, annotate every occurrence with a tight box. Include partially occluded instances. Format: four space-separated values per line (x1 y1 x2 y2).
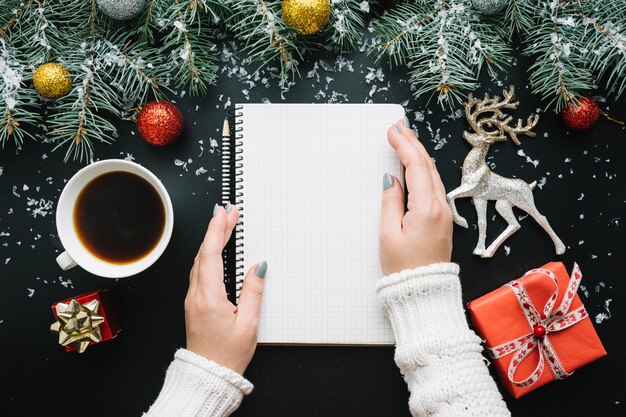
145 349 253 417
376 263 477 353
377 264 511 417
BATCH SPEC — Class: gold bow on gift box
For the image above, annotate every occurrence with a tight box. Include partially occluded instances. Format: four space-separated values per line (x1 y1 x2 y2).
50 299 105 353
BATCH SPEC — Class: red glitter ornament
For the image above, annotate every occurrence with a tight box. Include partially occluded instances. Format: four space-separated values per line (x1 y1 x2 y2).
561 97 599 131
136 101 184 146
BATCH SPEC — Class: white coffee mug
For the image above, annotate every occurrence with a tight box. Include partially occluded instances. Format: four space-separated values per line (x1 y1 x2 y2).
55 159 174 278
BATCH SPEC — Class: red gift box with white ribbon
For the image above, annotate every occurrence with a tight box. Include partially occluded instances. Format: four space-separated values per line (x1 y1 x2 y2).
467 262 607 398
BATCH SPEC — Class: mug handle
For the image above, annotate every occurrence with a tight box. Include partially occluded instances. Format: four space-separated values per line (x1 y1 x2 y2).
56 251 78 270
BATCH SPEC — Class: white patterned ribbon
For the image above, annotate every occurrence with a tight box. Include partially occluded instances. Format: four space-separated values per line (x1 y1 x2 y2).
487 263 587 387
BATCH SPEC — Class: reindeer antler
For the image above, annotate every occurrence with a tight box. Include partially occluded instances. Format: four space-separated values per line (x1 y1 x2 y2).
497 114 540 145
464 86 539 145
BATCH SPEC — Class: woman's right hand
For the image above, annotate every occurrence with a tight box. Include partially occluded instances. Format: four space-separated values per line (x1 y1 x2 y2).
185 204 266 375
379 118 453 276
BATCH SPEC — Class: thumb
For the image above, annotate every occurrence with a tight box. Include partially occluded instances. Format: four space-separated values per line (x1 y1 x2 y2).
381 173 404 235
237 261 267 326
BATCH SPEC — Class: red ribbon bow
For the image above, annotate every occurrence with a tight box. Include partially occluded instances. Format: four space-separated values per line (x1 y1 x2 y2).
487 263 587 387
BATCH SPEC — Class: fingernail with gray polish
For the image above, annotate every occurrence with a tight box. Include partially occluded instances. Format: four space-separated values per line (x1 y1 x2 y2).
256 261 268 279
213 204 219 216
403 116 410 128
225 202 232 213
383 173 394 191
391 124 400 133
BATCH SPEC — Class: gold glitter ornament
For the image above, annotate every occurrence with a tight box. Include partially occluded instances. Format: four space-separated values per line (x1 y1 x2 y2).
33 63 72 100
282 0 331 35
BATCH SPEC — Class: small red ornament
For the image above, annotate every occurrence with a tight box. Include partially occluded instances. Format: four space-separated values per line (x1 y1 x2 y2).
561 97 599 131
533 324 547 338
136 100 184 146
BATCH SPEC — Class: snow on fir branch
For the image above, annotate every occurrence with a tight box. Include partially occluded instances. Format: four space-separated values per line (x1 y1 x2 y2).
524 0 594 110
21 0 58 65
374 0 509 108
0 1 42 149
159 0 219 96
0 38 38 148
225 0 309 88
373 3 433 67
504 0 626 110
0 0 56 66
34 2 53 53
325 0 374 51
578 11 626 98
44 0 111 162
98 33 169 105
0 40 20 116
374 0 626 111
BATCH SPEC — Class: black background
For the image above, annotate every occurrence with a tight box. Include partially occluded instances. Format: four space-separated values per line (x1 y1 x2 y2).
1 29 624 417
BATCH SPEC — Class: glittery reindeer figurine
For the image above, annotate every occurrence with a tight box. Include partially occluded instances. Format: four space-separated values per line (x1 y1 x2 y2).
446 86 566 258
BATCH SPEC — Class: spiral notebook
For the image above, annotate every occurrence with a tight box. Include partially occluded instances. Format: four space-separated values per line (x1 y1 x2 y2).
222 103 405 345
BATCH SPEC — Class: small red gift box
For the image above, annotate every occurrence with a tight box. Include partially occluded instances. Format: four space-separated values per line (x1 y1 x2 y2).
51 290 121 353
467 262 606 398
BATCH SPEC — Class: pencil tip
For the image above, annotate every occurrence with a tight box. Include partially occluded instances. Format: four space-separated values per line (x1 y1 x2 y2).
222 118 230 137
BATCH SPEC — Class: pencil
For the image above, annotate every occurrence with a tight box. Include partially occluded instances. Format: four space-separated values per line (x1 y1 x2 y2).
222 117 230 140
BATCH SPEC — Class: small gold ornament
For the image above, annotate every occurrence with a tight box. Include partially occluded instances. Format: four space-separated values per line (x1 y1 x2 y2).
33 63 72 100
282 0 331 35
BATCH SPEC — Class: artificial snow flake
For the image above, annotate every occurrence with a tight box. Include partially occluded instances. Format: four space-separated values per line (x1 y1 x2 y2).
0 39 23 111
174 21 187 32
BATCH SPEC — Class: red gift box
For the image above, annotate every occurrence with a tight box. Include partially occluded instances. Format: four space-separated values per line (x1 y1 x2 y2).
467 262 606 398
51 290 121 353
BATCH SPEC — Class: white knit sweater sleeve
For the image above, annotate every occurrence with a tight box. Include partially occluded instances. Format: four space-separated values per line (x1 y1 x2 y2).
144 349 253 417
376 263 511 417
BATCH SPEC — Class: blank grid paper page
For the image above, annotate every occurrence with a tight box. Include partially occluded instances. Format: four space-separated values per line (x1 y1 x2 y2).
240 103 404 344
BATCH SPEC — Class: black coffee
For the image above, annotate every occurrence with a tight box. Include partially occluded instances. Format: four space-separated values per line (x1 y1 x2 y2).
74 171 166 264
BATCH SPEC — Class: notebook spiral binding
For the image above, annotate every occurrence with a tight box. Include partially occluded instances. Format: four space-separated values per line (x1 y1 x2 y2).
223 105 245 299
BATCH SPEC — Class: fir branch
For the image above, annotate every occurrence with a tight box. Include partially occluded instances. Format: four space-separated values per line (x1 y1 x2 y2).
373 2 433 67
98 33 169 106
257 0 290 63
159 0 219 95
0 0 35 39
193 0 227 25
48 0 117 162
14 0 61 66
0 1 41 149
501 0 535 40
0 38 38 149
524 1 593 110
225 0 312 88
577 4 626 98
32 1 53 61
374 0 509 108
0 2 16 28
48 40 119 162
135 0 160 45
324 0 373 52
413 0 470 106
